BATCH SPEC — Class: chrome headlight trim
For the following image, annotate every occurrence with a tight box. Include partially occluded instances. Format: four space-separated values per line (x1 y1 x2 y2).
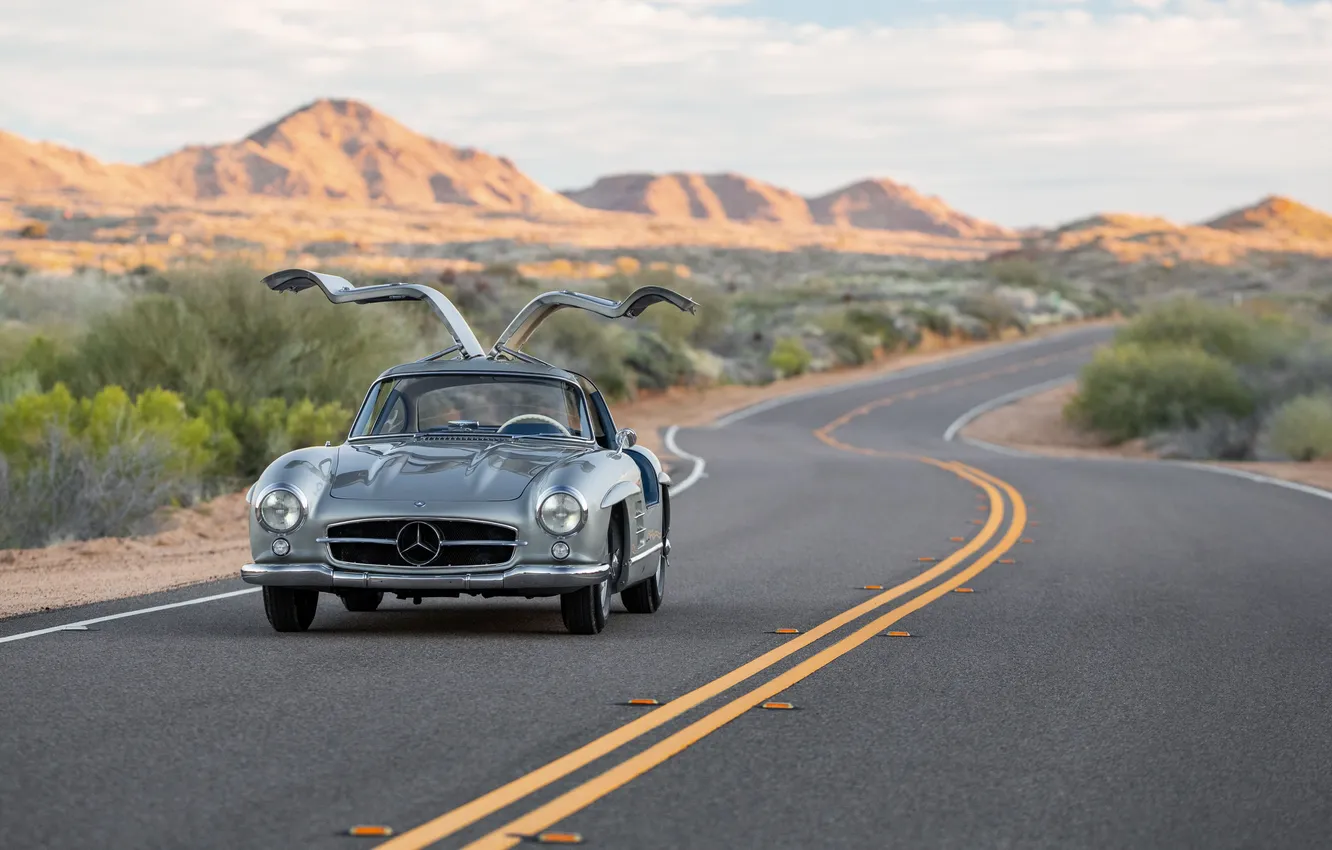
255 483 308 534
536 486 588 537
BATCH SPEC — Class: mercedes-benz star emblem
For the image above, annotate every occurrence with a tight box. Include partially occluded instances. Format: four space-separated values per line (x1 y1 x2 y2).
396 521 442 566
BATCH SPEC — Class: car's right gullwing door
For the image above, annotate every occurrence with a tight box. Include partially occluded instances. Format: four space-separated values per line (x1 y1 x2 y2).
489 287 699 357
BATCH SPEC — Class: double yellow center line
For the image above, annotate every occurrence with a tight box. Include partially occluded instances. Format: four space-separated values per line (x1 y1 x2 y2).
379 370 1034 849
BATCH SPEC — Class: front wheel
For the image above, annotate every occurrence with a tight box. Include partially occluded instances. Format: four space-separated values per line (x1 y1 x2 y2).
560 511 622 635
262 586 319 632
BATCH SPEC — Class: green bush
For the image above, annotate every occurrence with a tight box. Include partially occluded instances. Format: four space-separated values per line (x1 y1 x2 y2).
1267 392 1332 461
0 384 212 476
1115 299 1276 365
625 332 695 392
769 337 812 378
820 316 876 367
528 311 632 400
843 308 905 352
903 306 953 338
956 293 1024 337
56 265 425 406
1065 343 1256 443
0 384 221 547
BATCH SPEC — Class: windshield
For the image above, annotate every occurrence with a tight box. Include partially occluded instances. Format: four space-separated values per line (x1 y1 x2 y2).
350 374 590 439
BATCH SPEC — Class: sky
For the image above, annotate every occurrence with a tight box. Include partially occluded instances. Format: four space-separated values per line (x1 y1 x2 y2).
1 0 1329 227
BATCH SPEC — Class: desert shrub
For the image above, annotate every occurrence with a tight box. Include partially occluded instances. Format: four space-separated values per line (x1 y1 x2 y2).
1266 392 1332 461
625 332 695 392
57 265 424 406
193 391 352 482
1066 344 1256 443
904 306 954 338
18 222 48 239
769 337 813 378
820 315 876 367
1150 414 1262 461
0 384 220 547
527 311 632 400
1115 299 1277 365
955 293 1023 338
0 384 211 476
0 370 39 406
843 307 905 352
0 430 191 548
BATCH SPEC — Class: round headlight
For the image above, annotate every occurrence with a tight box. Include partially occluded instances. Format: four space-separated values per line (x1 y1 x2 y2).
257 487 305 533
538 491 585 536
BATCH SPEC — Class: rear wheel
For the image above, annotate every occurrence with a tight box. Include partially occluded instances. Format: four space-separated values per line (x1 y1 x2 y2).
561 512 623 635
262 586 319 632
339 590 384 612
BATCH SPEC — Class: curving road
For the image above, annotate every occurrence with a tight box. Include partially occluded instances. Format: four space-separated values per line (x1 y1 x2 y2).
3 324 1331 849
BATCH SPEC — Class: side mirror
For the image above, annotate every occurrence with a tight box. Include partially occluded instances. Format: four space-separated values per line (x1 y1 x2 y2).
614 428 637 453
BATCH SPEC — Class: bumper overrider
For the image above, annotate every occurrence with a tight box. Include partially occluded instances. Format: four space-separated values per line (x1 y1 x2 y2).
240 561 611 593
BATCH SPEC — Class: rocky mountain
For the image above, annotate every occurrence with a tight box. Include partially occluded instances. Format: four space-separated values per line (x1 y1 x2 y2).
809 179 1013 238
0 131 177 201
1204 196 1332 241
562 172 814 226
564 173 1011 237
2 98 1013 237
141 99 578 214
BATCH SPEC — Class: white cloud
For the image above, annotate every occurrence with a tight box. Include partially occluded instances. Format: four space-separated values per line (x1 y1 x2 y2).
0 0 1329 225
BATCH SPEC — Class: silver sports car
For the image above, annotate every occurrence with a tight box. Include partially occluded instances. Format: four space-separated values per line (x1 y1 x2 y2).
240 268 697 634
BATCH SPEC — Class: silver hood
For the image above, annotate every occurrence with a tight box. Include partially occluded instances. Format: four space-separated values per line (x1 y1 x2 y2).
329 437 594 502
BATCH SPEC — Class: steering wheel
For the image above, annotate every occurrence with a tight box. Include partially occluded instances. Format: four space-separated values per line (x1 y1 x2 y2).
497 414 572 436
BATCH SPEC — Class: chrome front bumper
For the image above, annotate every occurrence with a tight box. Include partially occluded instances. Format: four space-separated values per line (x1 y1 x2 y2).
240 562 611 593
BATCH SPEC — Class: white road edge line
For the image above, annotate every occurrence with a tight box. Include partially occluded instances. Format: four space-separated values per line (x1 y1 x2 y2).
0 588 261 645
4 433 714 645
664 425 706 495
952 377 1332 503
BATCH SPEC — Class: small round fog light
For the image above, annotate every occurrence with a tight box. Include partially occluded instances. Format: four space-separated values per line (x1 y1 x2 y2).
271 538 291 557
551 541 571 561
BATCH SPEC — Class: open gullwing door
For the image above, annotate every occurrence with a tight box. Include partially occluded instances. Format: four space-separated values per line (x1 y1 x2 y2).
262 268 486 359
490 286 699 356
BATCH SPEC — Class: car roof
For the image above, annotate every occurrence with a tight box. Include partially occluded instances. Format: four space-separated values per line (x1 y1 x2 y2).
377 356 585 385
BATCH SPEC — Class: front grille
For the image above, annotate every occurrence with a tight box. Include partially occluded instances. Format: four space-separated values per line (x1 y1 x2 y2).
326 519 518 568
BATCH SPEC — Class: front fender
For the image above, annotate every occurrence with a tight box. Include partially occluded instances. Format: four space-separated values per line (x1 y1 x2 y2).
248 446 339 560
600 480 642 509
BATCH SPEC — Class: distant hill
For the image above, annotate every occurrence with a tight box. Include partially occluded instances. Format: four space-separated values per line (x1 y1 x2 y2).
1205 196 1332 241
0 130 177 201
3 98 1326 251
141 99 579 214
564 173 1011 237
808 179 1012 238
562 172 814 226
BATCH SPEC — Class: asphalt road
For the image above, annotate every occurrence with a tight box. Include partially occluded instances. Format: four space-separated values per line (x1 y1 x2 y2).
4 324 1331 849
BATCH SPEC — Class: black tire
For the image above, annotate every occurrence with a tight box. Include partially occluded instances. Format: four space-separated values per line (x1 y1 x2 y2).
262 586 319 632
622 549 665 614
561 511 623 635
339 590 384 612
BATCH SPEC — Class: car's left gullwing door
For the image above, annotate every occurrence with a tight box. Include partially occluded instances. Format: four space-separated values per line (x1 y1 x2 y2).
263 268 486 359
490 286 699 356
